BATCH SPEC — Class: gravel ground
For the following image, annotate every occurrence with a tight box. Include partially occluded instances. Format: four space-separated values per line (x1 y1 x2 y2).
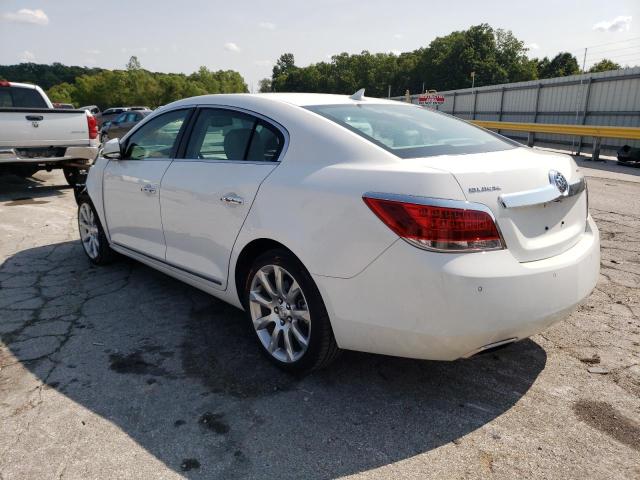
0 159 638 479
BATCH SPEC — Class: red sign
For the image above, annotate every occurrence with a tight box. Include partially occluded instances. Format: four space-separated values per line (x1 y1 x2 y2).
418 94 445 105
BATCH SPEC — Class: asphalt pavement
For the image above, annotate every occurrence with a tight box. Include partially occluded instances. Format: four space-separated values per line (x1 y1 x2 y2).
0 158 638 479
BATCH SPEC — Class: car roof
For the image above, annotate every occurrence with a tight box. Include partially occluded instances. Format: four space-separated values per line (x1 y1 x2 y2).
169 92 405 109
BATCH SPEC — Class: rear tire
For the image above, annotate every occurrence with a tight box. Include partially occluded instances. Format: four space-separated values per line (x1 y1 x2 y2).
244 249 340 372
63 167 87 187
77 196 115 265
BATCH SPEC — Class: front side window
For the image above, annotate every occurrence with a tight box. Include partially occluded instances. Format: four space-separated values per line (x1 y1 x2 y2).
123 109 189 160
306 104 518 158
185 109 284 162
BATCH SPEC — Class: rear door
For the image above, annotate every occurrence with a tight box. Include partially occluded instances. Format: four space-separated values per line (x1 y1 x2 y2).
160 107 285 288
103 108 192 258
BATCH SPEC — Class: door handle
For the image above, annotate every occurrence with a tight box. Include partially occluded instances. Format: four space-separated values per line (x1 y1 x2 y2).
140 183 158 194
220 193 244 206
26 115 43 121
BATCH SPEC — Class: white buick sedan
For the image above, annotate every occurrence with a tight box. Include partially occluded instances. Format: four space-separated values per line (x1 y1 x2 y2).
78 92 600 371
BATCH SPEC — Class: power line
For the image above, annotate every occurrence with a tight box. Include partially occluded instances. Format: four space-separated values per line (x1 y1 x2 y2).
585 36 640 50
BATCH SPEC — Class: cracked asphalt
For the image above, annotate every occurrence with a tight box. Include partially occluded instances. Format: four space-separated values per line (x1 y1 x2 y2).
0 159 639 479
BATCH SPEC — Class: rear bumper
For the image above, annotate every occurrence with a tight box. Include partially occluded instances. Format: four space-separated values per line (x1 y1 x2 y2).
314 216 600 361
0 146 98 165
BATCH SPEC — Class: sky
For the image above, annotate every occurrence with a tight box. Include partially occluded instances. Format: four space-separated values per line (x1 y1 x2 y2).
1 0 639 91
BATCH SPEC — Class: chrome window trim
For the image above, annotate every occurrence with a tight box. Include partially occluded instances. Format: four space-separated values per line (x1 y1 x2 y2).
173 103 290 164
499 177 586 209
362 192 507 253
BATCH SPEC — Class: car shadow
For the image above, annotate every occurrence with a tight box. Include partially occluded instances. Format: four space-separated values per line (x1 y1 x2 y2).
1 241 547 479
0 172 70 202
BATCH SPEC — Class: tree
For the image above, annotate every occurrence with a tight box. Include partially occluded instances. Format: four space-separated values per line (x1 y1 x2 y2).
258 78 272 92
272 53 296 78
536 52 580 78
47 82 76 104
589 59 621 73
126 56 142 71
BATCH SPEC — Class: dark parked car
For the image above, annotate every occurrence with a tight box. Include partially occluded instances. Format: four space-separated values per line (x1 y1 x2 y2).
100 109 151 142
617 145 640 166
100 107 130 125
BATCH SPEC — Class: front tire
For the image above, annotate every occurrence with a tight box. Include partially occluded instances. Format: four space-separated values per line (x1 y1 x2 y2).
77 197 115 265
244 249 340 372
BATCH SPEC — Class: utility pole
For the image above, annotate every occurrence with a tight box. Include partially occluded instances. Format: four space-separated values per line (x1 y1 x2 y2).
572 48 588 154
388 84 391 99
470 71 476 118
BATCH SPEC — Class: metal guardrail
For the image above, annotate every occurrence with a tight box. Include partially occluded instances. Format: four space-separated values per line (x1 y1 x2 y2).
471 121 640 140
471 120 640 160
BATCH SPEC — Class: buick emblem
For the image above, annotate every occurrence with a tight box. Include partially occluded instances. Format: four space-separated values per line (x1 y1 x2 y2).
549 170 568 194
31 121 39 128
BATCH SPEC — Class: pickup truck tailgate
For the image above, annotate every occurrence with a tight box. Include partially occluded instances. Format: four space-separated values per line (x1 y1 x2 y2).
0 109 90 148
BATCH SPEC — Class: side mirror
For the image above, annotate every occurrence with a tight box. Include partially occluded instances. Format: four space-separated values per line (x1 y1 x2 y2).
102 138 122 159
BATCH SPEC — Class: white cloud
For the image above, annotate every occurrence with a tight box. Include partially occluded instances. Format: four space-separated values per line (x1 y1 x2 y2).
259 21 275 30
20 50 35 62
593 15 632 32
84 58 97 65
254 59 272 67
393 33 404 39
224 42 240 52
525 43 540 50
85 49 101 55
2 8 49 25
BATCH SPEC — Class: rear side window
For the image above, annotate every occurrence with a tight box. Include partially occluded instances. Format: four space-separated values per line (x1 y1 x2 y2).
184 108 284 162
0 87 48 108
306 104 517 158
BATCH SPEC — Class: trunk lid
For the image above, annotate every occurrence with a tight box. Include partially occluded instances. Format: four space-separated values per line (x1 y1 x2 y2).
409 147 587 262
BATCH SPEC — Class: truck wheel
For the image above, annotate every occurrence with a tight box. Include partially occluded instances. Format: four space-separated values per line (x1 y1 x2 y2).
63 167 86 187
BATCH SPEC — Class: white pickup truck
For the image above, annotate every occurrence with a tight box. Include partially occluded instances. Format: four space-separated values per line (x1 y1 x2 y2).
0 81 99 186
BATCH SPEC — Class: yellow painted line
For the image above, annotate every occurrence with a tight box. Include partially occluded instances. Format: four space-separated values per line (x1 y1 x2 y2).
471 120 640 140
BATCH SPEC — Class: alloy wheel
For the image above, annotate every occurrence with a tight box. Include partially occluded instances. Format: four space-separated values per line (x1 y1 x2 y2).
249 264 311 363
78 203 100 259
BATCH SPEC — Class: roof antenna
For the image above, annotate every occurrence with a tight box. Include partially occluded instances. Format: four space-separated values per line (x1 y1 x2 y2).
349 88 365 101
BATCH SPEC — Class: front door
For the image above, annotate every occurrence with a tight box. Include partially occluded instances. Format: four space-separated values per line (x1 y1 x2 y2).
160 107 285 288
103 108 191 259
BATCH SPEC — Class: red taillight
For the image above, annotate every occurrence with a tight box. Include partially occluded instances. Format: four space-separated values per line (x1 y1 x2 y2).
363 195 504 252
86 112 98 139
0 80 10 87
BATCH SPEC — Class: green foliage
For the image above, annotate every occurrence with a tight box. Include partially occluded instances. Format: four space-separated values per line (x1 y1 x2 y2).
589 59 621 73
126 56 142 71
2 58 248 109
535 52 580 79
272 25 540 95
0 62 103 90
258 78 272 93
47 82 77 105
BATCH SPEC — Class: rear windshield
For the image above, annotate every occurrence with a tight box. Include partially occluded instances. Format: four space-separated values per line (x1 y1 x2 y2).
306 104 517 158
0 86 48 108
